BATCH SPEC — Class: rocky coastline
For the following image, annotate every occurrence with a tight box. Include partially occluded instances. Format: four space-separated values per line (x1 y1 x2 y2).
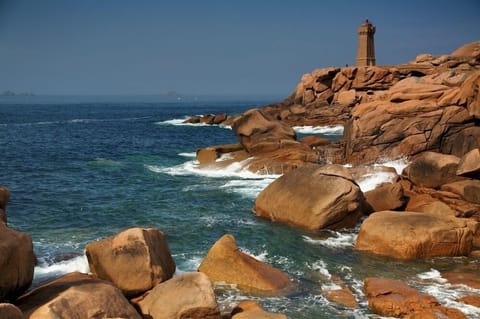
1 41 480 318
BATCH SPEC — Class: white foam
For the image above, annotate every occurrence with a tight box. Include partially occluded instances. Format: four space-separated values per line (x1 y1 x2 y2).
293 125 344 135
241 248 269 262
156 118 231 129
375 157 410 175
356 170 398 192
34 254 90 282
178 152 196 158
145 158 280 180
310 260 331 279
220 178 275 198
321 282 343 291
303 231 357 249
413 270 480 318
417 268 448 283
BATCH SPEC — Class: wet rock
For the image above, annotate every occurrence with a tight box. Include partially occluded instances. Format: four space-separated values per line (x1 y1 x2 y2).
441 272 480 289
133 272 221 319
364 277 466 319
212 112 227 124
364 182 406 212
16 272 141 319
322 276 358 308
254 165 368 230
0 223 35 302
196 143 244 166
86 227 175 297
198 234 292 294
0 303 23 319
231 301 287 319
457 295 480 307
356 211 479 259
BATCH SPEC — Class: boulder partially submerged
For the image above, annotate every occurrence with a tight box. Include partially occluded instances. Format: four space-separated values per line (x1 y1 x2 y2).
198 234 292 294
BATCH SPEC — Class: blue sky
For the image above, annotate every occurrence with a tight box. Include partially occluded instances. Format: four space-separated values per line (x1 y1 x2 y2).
1 0 479 96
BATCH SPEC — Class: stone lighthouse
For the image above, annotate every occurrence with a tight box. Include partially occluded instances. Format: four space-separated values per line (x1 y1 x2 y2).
356 19 376 66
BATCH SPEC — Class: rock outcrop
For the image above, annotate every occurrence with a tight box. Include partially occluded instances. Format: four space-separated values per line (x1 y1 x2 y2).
86 227 176 297
356 211 479 259
133 272 221 319
0 222 35 302
198 234 292 294
364 277 466 319
456 148 480 178
364 182 406 212
16 272 142 319
254 165 368 230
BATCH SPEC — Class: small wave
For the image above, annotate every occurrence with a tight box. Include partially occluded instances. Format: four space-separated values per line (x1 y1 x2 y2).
34 254 90 282
356 170 398 192
309 260 332 279
178 152 196 158
412 272 480 318
220 179 276 199
303 231 357 249
417 268 448 283
145 158 280 180
374 157 410 175
354 157 410 192
155 118 231 129
293 125 344 135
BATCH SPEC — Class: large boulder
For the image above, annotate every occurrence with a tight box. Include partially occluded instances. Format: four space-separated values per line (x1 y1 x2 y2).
253 165 367 230
16 272 141 319
86 227 176 297
403 152 463 188
0 223 35 302
364 277 466 319
356 211 479 259
457 70 480 119
231 301 287 319
441 272 480 289
133 272 221 319
0 303 23 319
198 234 292 294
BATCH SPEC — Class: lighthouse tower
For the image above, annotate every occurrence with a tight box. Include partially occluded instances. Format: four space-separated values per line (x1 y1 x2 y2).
356 19 376 66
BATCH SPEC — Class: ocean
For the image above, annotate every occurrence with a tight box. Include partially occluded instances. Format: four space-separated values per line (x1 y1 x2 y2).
1 96 479 318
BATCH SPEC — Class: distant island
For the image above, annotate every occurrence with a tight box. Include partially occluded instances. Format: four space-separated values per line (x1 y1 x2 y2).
1 90 35 96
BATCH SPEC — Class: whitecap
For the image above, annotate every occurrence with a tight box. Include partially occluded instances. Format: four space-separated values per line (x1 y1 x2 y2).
309 260 332 279
374 157 410 175
155 118 231 129
220 178 275 199
293 125 344 135
178 152 196 158
356 170 398 192
417 268 448 283
34 254 90 282
303 232 357 249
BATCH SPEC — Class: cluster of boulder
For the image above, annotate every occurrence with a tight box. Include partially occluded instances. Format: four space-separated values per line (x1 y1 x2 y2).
183 41 480 318
1 187 290 318
192 41 480 173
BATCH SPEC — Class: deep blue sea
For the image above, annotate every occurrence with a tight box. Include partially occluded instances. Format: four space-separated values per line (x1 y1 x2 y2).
1 96 479 318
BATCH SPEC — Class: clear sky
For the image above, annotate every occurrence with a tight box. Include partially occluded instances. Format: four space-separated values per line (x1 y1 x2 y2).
1 0 479 96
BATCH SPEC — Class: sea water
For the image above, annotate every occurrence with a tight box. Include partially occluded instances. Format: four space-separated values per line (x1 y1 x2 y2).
1 96 478 318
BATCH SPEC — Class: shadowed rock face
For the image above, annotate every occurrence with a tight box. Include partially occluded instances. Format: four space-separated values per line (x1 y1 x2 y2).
254 165 368 230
